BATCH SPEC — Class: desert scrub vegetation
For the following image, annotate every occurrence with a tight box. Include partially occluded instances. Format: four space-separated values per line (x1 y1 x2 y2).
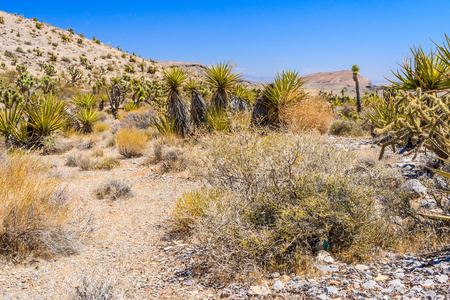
0 152 76 257
328 118 371 137
115 128 148 158
94 179 132 201
284 96 333 134
173 131 422 277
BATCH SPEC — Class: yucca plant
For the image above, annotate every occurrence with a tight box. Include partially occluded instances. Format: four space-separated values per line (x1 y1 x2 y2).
205 61 242 111
76 108 100 134
205 107 231 132
154 113 177 136
252 70 306 126
0 100 23 147
186 79 207 127
163 67 190 136
24 94 68 144
73 93 98 109
387 45 450 93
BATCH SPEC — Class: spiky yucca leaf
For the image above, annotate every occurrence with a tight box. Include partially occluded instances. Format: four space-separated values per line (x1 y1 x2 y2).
260 70 306 125
205 107 231 132
387 46 450 92
76 108 100 134
25 94 68 140
154 114 177 136
186 79 208 126
73 93 98 109
205 61 242 111
164 67 187 90
0 101 22 138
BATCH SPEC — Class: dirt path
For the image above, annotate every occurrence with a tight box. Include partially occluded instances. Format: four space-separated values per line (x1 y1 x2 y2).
0 152 204 299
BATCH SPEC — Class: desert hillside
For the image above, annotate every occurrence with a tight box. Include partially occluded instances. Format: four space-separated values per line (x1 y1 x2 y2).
0 11 211 86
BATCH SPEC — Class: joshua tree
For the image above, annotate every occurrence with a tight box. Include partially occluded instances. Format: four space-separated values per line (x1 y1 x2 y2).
186 79 207 126
163 67 191 136
352 65 362 113
205 61 242 112
106 77 130 118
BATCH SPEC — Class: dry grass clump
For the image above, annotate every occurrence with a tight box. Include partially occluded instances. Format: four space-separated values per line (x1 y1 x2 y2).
94 179 132 201
70 270 124 300
94 157 120 170
174 131 409 277
147 141 187 172
285 96 333 134
0 152 75 257
328 118 371 137
115 128 148 158
94 124 111 133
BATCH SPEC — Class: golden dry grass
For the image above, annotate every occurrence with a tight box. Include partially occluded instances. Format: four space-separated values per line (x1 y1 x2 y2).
0 152 74 257
115 128 149 158
284 96 333 134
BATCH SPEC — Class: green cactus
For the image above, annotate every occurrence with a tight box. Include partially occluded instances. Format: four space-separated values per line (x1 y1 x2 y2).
377 88 450 159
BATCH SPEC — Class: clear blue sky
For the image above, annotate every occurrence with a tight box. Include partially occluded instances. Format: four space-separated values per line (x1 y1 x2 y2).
2 1 449 84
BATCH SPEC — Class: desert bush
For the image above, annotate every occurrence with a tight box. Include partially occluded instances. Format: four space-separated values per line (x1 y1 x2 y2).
41 135 73 155
115 128 148 158
328 118 371 137
285 96 333 134
0 153 75 257
148 142 187 172
92 147 104 157
120 109 157 129
70 270 121 300
77 155 94 171
0 17 4 24
94 179 132 201
174 132 408 276
94 158 120 171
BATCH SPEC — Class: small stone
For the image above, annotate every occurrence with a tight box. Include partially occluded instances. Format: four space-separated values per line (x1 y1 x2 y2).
355 264 370 271
375 275 389 281
395 272 405 279
273 280 284 290
248 285 270 296
388 279 405 288
425 291 437 299
436 274 448 284
315 264 339 273
402 179 427 198
423 279 435 288
271 272 280 278
317 250 334 264
363 280 376 290
317 294 327 300
325 286 338 294
280 275 290 282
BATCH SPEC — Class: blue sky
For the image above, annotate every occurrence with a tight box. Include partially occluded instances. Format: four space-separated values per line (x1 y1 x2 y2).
2 1 449 84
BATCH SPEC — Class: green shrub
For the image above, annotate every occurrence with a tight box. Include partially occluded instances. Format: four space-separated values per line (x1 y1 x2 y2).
328 118 371 137
35 22 42 30
76 108 100 134
174 132 408 276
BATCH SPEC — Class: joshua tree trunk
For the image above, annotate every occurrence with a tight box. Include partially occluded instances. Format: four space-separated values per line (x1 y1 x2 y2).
168 90 190 136
211 89 227 112
190 90 207 126
352 65 361 113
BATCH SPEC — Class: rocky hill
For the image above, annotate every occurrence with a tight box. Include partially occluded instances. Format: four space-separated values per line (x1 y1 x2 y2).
303 70 381 97
0 11 211 87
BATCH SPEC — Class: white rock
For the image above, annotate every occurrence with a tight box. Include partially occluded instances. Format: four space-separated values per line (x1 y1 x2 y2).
248 285 270 296
436 274 448 284
273 280 284 290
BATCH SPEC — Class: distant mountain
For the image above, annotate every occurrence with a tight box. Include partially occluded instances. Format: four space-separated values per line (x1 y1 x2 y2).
302 70 381 97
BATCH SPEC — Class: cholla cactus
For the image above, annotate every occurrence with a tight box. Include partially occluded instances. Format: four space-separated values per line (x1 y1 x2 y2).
377 88 450 159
